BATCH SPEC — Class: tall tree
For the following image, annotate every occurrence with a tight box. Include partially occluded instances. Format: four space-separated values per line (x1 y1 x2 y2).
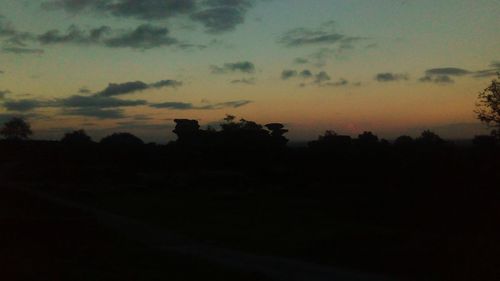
0 117 33 140
476 74 500 137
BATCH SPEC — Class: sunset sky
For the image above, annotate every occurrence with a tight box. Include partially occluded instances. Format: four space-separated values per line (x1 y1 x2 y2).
1 0 499 142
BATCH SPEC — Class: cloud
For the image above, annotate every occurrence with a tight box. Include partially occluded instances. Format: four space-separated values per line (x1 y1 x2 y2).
314 71 331 84
151 79 183 88
0 15 35 47
59 95 147 108
3 99 47 112
473 61 500 78
42 0 197 19
38 24 178 49
151 100 252 110
375 72 409 82
150 102 195 110
419 75 454 84
210 61 256 74
38 25 110 45
230 78 256 85
43 0 257 34
95 79 182 97
278 21 365 47
282 69 314 80
191 6 246 33
425 67 470 76
323 79 349 87
281 70 297 80
418 62 500 83
281 69 346 87
299 70 313 78
104 24 177 49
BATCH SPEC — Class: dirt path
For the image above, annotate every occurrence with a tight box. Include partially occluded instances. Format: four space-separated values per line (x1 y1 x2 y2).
10 185 397 281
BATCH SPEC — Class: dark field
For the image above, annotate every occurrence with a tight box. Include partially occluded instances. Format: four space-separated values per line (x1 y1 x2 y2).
1 139 500 281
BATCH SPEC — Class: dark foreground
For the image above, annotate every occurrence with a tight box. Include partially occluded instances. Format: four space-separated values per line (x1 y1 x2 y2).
1 139 499 281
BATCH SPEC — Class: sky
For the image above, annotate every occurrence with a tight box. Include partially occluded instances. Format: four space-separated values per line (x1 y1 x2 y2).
0 0 499 142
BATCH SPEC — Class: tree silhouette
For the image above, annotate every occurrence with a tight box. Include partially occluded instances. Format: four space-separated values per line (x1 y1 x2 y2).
417 130 444 145
357 131 379 146
0 117 32 140
265 123 289 146
61 129 93 145
394 135 414 146
475 74 500 138
100 132 144 146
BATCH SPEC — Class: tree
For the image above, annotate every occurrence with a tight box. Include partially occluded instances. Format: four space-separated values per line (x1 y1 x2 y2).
61 129 93 145
100 132 144 146
0 117 32 140
357 131 379 146
416 130 444 145
475 74 500 138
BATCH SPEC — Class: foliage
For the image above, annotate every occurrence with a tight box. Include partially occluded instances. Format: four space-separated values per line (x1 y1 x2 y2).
0 117 33 140
100 132 144 146
61 129 93 144
475 74 500 138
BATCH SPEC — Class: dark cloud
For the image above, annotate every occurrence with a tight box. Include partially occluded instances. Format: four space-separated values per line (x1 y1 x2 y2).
60 95 147 108
281 70 297 80
299 70 313 78
95 79 182 97
419 75 454 84
281 69 314 80
104 24 177 49
473 61 500 78
314 71 331 84
38 24 178 49
151 79 183 88
107 0 196 20
43 0 257 34
63 107 125 119
323 79 349 87
43 0 196 19
0 70 3 74
281 69 339 87
151 100 252 110
425 67 470 76
230 78 256 84
278 21 364 47
191 7 245 33
375 72 409 82
95 81 149 97
0 15 35 47
38 25 110 45
210 61 256 74
150 102 195 110
3 99 44 112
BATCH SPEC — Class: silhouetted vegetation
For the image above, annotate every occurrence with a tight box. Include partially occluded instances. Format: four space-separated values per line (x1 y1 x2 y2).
1 114 499 281
0 117 32 141
476 74 500 138
100 132 144 146
61 129 93 145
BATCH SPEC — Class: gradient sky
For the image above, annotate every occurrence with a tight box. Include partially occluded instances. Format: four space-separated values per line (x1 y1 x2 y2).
1 0 499 142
